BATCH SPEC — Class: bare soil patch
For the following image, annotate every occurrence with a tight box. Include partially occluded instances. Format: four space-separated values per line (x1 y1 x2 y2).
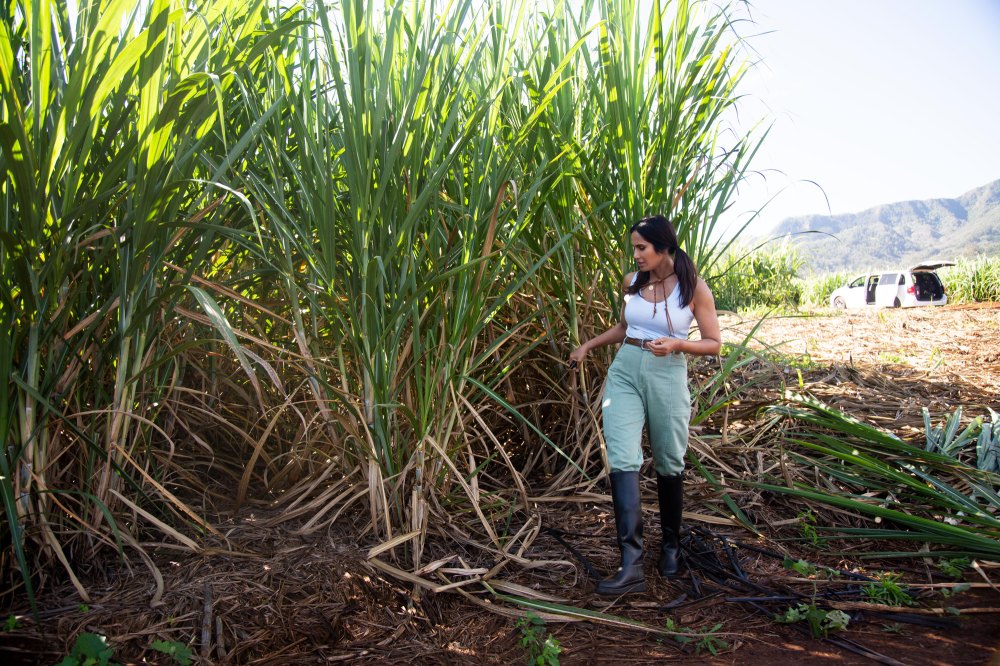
2 304 999 665
730 303 1000 406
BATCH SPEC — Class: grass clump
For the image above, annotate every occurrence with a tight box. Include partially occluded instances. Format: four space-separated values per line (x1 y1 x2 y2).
862 572 915 607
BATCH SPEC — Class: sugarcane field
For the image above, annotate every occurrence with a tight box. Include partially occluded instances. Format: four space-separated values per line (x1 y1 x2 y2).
2 1 999 664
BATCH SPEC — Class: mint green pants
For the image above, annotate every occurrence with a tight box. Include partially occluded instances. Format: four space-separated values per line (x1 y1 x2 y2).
601 344 691 476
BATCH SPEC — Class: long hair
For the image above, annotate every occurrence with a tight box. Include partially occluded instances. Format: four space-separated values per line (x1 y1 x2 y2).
626 215 698 307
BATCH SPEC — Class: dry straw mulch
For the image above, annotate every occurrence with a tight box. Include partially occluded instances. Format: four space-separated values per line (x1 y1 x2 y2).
3 304 1000 664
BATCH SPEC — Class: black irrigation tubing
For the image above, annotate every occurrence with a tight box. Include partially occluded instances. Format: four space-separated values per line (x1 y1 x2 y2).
863 611 958 630
701 529 747 570
688 545 908 664
822 632 910 666
725 587 867 603
720 537 747 580
682 551 738 587
540 526 603 582
675 577 737 612
685 561 704 597
659 592 689 610
683 535 774 596
683 554 732 589
711 535 789 561
541 525 602 539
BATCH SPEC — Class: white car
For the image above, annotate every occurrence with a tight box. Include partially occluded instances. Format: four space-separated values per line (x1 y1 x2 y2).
829 262 952 309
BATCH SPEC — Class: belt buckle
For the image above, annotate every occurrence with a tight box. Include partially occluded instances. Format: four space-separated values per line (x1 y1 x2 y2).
641 339 651 351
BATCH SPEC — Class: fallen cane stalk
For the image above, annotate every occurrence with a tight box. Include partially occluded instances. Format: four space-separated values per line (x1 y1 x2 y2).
822 600 1000 615
778 577 999 589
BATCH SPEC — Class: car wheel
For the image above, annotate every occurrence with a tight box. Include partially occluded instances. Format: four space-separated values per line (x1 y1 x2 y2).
893 297 901 308
833 296 846 309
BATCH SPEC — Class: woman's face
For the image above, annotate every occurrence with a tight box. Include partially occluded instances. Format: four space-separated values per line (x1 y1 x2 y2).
631 231 668 273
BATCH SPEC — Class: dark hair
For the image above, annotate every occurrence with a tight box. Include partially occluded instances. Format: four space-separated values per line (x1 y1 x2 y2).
626 215 698 307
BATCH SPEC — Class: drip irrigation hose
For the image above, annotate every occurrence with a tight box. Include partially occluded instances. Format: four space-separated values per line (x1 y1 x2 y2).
541 525 603 582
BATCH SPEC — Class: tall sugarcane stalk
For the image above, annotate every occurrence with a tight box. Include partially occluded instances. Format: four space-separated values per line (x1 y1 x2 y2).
2 0 764 597
0 0 287 601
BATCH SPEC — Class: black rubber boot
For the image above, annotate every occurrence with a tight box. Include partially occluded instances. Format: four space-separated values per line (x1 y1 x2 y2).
595 471 646 595
657 474 684 577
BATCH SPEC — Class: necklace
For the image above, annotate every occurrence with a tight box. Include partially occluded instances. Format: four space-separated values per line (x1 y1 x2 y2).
647 272 675 317
645 272 675 292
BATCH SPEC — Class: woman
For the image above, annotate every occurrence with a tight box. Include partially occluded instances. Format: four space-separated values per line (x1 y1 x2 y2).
568 215 721 595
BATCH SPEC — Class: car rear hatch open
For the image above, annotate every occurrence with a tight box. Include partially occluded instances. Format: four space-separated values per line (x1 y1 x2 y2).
909 260 955 271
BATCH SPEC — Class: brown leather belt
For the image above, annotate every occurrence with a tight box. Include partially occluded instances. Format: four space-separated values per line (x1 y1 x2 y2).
623 336 655 351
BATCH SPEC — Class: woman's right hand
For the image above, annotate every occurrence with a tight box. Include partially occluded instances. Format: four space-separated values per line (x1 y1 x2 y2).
567 344 588 368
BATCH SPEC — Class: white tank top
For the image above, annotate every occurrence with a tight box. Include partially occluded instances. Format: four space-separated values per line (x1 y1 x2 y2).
624 275 695 340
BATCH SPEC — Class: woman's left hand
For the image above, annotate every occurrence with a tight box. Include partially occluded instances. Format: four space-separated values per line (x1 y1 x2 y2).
648 337 681 356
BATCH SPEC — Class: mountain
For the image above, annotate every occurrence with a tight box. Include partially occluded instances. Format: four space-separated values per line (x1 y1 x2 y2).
768 178 1000 275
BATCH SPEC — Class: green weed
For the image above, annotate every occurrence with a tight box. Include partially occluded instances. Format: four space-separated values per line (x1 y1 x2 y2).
862 572 914 607
937 557 970 580
752 348 818 374
3 615 18 631
665 619 729 656
928 347 944 373
940 583 971 599
516 612 561 666
781 557 839 579
784 558 818 577
776 558 849 638
774 604 850 638
56 632 119 666
150 640 194 665
797 510 823 547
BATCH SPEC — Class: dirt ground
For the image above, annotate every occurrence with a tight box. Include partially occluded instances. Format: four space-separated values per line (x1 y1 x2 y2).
728 302 1000 396
2 303 999 665
4 516 998 666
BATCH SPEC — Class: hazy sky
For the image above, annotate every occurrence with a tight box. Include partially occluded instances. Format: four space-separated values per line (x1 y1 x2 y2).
726 0 1000 236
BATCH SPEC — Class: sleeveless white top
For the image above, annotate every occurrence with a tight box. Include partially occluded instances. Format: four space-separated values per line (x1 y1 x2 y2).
624 275 695 340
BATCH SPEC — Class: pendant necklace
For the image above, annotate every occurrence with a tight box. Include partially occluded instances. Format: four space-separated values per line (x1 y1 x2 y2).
648 272 675 318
